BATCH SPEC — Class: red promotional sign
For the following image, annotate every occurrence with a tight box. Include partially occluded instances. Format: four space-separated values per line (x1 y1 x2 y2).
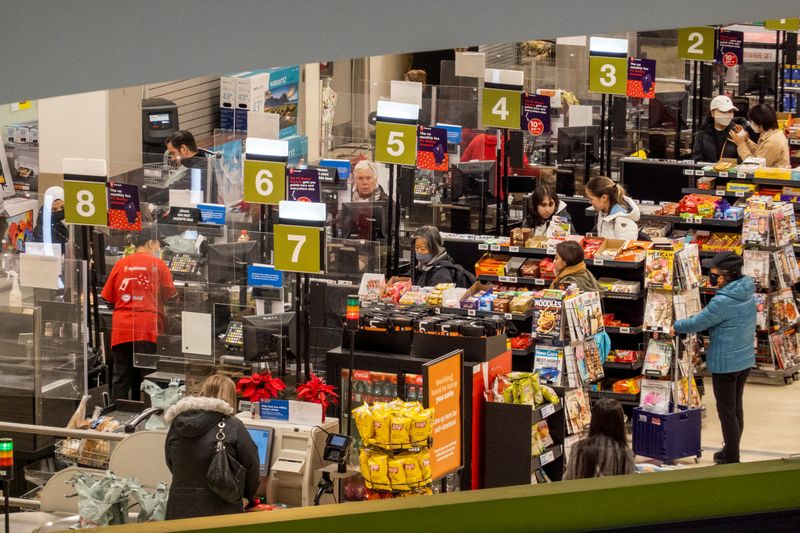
722 52 738 68
528 118 545 136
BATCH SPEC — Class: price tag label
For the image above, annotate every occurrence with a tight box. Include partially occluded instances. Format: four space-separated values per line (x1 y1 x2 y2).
64 178 108 226
467 309 476 317
490 245 501 251
274 224 325 274
535 278 545 286
715 190 725 196
434 307 441 314
507 276 518 283
735 191 745 197
540 450 555 466
642 200 655 205
694 170 705 176
588 56 628 95
694 216 703 224
243 159 286 205
482 87 522 129
499 276 511 283
678 26 717 61
509 246 520 253
375 121 418 166
541 403 556 418
594 259 605 266
683 169 694 176
719 172 729 177
620 327 631 334
546 247 556 255
737 172 747 179
504 313 513 320
478 243 488 250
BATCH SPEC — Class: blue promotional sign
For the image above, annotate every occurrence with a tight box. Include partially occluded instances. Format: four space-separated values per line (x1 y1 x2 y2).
320 159 351 181
259 399 290 421
198 203 226 225
435 123 463 144
247 264 284 288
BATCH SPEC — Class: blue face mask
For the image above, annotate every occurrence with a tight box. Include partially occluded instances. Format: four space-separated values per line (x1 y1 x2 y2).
416 253 432 265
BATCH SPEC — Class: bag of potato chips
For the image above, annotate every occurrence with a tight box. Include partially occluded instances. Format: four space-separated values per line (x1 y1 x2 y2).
401 454 423 488
390 414 412 447
419 450 432 482
368 453 390 489
410 408 434 444
359 449 373 488
353 403 375 442
388 457 409 491
373 408 392 445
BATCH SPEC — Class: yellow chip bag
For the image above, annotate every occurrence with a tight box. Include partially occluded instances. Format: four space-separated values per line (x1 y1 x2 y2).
403 401 423 413
402 454 423 487
390 414 412 446
387 457 409 491
353 403 375 442
419 450 432 482
368 454 390 489
410 408 434 444
359 449 373 488
373 409 392 445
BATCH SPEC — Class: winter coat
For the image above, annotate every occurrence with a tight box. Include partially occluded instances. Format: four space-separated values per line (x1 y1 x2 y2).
32 207 69 249
692 116 749 163
351 184 389 203
595 196 640 241
550 262 603 294
164 396 260 520
563 435 635 480
673 276 756 374
414 251 460 287
524 200 573 236
736 128 791 168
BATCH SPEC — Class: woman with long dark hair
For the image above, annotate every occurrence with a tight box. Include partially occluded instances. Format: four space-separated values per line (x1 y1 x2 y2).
564 398 635 479
523 184 572 236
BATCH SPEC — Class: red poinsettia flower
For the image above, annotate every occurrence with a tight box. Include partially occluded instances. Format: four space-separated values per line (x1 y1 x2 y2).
295 374 339 422
236 372 286 402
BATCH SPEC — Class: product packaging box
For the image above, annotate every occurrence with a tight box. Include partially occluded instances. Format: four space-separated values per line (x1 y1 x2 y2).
594 239 627 261
726 181 757 193
236 72 269 113
459 281 494 309
219 107 235 131
475 254 511 276
285 134 308 166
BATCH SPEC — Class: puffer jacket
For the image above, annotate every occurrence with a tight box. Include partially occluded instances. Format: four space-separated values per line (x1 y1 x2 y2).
164 397 260 520
595 196 640 241
524 200 573 236
673 276 756 374
692 116 749 163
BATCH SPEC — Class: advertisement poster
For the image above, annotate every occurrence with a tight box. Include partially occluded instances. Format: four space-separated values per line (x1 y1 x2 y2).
424 350 463 481
107 182 142 230
3 210 33 252
288 168 321 202
718 30 744 68
416 126 449 171
626 58 657 98
264 65 300 138
520 94 551 135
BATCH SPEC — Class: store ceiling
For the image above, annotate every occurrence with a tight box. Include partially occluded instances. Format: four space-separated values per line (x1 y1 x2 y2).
0 0 797 104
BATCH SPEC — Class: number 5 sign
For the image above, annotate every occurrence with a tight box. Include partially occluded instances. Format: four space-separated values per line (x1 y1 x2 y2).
64 178 108 226
375 121 418 166
589 56 628 95
274 224 325 274
244 159 286 205
678 27 717 61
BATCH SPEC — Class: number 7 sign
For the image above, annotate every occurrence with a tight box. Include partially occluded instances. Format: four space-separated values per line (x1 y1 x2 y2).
274 224 325 274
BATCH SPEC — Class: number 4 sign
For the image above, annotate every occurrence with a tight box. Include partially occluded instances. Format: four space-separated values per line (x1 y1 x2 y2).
482 87 522 130
274 224 325 274
64 178 108 226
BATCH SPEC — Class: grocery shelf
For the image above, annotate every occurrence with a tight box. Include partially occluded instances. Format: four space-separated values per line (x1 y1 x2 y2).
639 214 743 228
434 306 532 321
588 390 640 406
585 258 645 269
603 360 644 371
531 401 563 423
477 245 644 269
511 346 535 356
681 187 753 199
531 444 563 471
604 325 644 335
478 274 550 287
602 291 645 301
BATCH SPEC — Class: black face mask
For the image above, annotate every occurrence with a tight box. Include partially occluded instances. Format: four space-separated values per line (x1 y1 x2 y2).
709 273 720 287
51 210 65 223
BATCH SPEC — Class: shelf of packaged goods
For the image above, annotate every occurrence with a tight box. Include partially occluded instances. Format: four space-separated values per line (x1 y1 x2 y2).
478 274 550 287
531 401 563 423
433 306 532 322
588 390 640 406
639 214 743 228
531 444 563 471
681 187 754 199
477 245 644 269
585 258 645 269
604 325 644 335
602 291 644 301
603 360 644 371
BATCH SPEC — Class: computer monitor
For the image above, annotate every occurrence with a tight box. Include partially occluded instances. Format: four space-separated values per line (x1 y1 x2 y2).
242 312 296 363
340 202 387 241
451 161 496 199
621 159 702 203
648 92 689 129
206 240 259 285
246 426 274 475
556 126 600 164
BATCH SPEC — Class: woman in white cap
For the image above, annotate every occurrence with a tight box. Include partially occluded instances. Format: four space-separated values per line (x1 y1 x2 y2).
32 185 69 251
692 95 749 163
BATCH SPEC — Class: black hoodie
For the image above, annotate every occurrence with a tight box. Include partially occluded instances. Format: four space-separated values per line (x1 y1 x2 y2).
692 116 749 163
164 397 260 520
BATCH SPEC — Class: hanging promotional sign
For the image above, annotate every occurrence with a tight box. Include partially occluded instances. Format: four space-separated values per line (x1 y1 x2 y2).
718 30 744 68
107 182 142 230
678 27 717 61
64 176 108 227
423 350 463 481
626 57 657 98
416 126 449 171
288 168 321 202
520 94 551 135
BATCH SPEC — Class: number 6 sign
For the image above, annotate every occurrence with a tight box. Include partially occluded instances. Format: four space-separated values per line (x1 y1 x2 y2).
375 121 418 166
64 178 108 226
244 159 286 205
274 224 325 274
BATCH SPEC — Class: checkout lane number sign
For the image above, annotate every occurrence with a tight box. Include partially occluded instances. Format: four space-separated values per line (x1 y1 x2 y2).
244 159 287 205
64 178 108 227
273 224 325 274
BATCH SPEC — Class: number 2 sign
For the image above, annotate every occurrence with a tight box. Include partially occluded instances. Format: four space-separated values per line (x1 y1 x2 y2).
274 224 325 274
588 56 628 95
678 27 717 61
64 178 108 226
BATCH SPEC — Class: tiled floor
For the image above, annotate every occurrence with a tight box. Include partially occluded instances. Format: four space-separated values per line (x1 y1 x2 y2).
634 378 800 468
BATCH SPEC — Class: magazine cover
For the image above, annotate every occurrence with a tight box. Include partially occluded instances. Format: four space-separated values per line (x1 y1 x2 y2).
673 287 702 321
644 289 674 331
534 346 564 385
639 379 671 414
755 293 769 331
645 249 675 290
571 344 590 384
565 388 591 435
582 337 605 382
643 338 674 377
771 203 797 247
769 330 789 369
565 291 604 341
773 245 800 288
564 346 580 388
743 208 771 246
534 297 564 340
676 244 701 289
743 249 771 289
769 287 799 329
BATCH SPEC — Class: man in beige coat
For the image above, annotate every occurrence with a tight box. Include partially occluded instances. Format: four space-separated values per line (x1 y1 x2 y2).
729 104 790 168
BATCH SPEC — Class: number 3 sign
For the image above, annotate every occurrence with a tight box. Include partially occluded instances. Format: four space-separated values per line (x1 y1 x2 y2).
274 224 325 274
588 56 628 95
64 178 108 226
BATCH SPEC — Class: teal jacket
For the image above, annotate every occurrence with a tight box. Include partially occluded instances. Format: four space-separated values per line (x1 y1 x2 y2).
673 276 756 374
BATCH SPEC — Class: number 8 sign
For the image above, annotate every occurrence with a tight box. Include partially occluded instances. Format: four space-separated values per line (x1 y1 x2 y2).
274 224 325 274
64 178 108 226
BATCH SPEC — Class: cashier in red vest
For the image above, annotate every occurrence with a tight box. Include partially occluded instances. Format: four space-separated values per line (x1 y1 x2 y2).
102 234 177 401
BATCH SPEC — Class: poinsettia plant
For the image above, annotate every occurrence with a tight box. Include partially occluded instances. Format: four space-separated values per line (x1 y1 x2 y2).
295 374 339 422
236 372 286 402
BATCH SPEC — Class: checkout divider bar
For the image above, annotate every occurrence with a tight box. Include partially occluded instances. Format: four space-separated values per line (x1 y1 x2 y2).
0 422 127 442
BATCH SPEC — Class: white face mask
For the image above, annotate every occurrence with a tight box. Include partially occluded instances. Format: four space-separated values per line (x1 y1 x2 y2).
714 112 733 127
749 121 762 134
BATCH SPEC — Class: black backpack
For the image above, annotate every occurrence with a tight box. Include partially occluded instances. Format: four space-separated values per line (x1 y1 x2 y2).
441 263 477 288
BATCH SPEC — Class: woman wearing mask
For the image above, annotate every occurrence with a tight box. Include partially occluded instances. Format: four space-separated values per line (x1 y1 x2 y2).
585 177 640 241
32 186 69 251
523 185 572 236
692 95 749 162
728 104 790 168
412 225 472 287
564 398 635 479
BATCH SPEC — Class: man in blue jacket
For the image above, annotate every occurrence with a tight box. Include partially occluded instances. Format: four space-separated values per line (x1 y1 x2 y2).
671 252 756 464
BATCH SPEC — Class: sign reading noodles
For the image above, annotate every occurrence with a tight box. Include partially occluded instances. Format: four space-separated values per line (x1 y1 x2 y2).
423 350 463 480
